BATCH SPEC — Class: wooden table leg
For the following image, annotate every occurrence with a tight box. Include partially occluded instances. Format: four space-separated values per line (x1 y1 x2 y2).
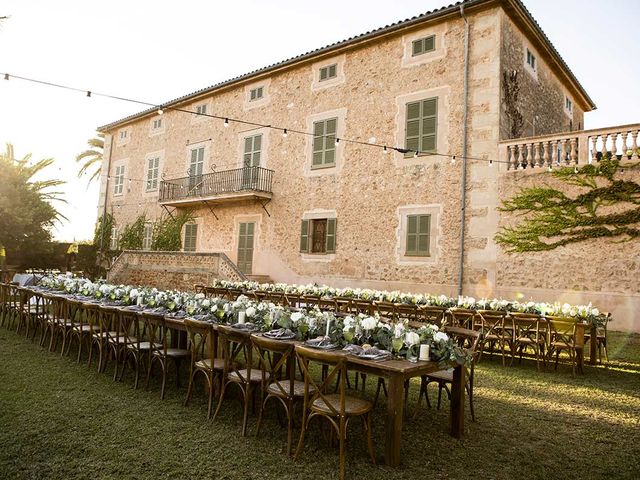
449 365 465 438
384 374 405 467
589 325 597 365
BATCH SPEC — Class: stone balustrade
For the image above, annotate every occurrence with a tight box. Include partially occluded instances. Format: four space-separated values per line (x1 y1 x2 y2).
499 123 640 170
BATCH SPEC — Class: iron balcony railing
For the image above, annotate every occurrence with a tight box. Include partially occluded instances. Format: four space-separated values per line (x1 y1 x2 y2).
159 166 274 203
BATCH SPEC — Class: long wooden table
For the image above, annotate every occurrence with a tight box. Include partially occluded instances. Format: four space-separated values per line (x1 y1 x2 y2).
159 315 464 467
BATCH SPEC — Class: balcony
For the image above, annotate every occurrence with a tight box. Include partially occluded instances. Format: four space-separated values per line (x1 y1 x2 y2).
498 123 640 170
159 166 274 207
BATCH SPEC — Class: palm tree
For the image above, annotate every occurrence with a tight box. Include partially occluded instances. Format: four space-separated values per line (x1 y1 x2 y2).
75 132 104 184
1 143 67 221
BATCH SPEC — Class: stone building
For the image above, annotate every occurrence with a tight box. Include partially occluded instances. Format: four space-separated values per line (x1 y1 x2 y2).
98 0 640 332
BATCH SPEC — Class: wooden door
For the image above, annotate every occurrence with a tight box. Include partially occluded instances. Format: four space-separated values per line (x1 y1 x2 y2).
311 219 326 253
237 222 255 275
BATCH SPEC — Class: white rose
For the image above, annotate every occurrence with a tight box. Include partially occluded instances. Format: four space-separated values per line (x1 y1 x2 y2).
405 332 420 346
434 332 449 343
291 312 304 324
201 299 210 308
591 308 600 316
245 306 257 318
361 316 378 331
195 293 205 299
130 289 139 299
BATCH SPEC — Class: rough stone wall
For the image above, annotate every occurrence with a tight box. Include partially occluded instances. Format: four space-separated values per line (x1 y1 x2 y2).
493 168 640 332
499 12 585 140
107 251 244 291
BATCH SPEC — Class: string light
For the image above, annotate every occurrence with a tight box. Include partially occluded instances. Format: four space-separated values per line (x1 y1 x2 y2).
335 137 340 146
451 156 456 164
1 71 515 167
489 159 493 166
574 166 579 174
383 146 389 154
414 150 419 158
548 165 553 172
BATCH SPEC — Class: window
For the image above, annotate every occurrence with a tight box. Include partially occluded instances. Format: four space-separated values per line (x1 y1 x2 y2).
196 104 207 115
110 226 119 250
312 118 337 168
405 98 437 155
243 134 262 167
319 64 337 82
113 165 125 195
249 86 264 101
146 157 160 191
526 48 536 71
565 97 573 113
152 118 162 130
119 130 128 141
412 35 435 56
183 224 198 252
405 214 431 256
142 223 153 250
300 218 336 254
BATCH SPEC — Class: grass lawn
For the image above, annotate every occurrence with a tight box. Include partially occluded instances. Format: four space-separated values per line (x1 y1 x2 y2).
1 328 639 480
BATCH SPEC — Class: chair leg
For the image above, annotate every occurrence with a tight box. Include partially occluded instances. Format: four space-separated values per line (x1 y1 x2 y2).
294 410 308 460
184 370 195 407
437 383 443 409
339 416 346 480
212 381 228 421
286 400 294 457
365 413 376 464
76 334 83 363
242 385 251 436
160 360 168 399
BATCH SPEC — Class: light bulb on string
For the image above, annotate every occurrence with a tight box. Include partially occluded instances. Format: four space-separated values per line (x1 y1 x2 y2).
489 159 493 166
383 146 389 154
451 156 456 165
335 137 340 146
224 118 229 127
86 91 91 97
157 107 164 115
282 128 288 138
414 150 419 158
548 165 553 172
574 166 579 174
4 73 8 80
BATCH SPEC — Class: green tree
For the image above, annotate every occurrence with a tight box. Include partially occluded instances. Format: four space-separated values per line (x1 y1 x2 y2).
0 144 66 266
119 215 146 250
151 212 193 251
75 132 104 184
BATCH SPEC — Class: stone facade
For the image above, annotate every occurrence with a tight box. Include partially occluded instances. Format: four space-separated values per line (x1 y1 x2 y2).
95 1 640 332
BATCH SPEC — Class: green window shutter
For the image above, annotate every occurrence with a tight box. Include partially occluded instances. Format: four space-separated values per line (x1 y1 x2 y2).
300 220 310 253
312 118 337 168
184 224 198 252
424 35 435 52
405 98 438 155
328 64 337 78
319 67 328 81
406 215 431 256
325 218 337 253
412 39 423 56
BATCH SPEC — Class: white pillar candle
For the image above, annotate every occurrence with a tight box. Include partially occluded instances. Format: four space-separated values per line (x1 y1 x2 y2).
238 311 246 324
419 344 430 361
325 319 331 338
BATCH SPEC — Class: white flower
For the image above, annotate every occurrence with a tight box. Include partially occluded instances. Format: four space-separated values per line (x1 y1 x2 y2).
245 306 257 318
434 332 449 343
195 293 205 299
405 332 420 346
361 316 378 331
130 288 139 299
591 308 600 317
291 312 304 324
201 299 210 308
210 305 217 313
393 322 405 338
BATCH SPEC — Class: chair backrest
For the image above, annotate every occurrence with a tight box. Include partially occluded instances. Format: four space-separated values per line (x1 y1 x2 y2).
265 291 286 306
510 312 542 341
333 296 353 313
251 334 296 398
374 301 396 318
350 298 374 316
443 326 482 371
140 312 165 353
194 284 206 294
295 345 348 417
285 292 302 308
476 310 510 338
418 306 447 327
217 325 255 383
546 316 578 349
118 309 142 348
395 303 419 322
446 308 476 329
184 318 215 367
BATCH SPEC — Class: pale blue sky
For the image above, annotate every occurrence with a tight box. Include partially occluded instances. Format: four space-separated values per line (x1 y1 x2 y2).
1 0 638 241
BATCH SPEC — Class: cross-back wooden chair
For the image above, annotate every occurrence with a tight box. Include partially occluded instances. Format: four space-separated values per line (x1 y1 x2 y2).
546 316 583 375
64 298 96 363
294 345 376 480
374 301 396 319
476 310 512 366
144 314 191 399
252 334 307 456
511 312 546 370
0 282 11 328
213 325 262 436
118 310 158 389
350 298 374 316
417 306 448 327
584 313 611 364
446 307 476 329
194 284 206 294
416 326 481 421
6 283 22 331
83 303 103 369
265 291 286 306
48 294 74 355
183 318 224 419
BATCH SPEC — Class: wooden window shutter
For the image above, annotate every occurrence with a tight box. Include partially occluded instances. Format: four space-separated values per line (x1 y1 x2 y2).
328 64 337 78
406 215 418 254
325 218 336 253
421 98 437 153
312 121 325 166
424 35 435 52
405 101 421 154
300 220 310 253
319 66 328 81
412 39 423 56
